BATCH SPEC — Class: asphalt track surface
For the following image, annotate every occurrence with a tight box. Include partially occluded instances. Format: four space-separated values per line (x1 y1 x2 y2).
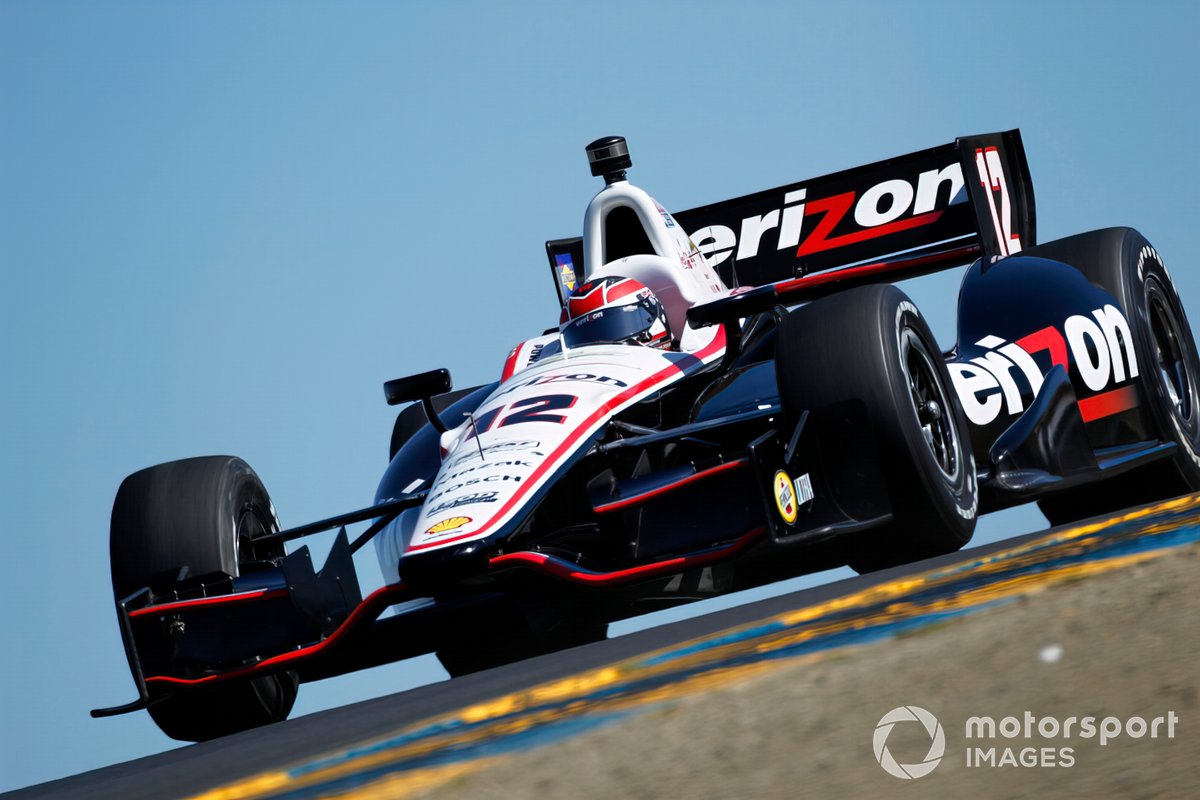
11 495 1200 799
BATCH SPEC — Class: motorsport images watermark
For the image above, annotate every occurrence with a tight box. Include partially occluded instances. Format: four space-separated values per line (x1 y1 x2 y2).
874 706 945 779
873 706 1180 778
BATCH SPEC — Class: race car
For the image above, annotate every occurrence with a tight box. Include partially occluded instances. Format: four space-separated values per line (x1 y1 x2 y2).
94 131 1200 741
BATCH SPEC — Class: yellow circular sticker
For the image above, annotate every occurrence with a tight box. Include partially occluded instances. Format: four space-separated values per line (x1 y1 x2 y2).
773 470 797 524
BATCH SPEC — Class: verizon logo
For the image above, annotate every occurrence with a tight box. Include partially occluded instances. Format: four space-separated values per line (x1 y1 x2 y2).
688 162 966 269
949 305 1140 427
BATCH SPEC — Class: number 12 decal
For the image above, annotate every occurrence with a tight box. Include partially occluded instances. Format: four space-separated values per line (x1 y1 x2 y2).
466 394 578 439
975 146 1023 257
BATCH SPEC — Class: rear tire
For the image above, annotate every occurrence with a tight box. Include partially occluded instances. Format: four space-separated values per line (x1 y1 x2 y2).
775 284 977 572
110 456 298 741
1030 229 1200 526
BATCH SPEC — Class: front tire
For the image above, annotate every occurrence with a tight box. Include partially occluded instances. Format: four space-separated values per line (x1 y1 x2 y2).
110 456 298 741
775 284 977 572
1030 229 1200 525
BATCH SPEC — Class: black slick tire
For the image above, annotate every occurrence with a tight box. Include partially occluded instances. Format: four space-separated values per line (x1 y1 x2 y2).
775 284 977 572
110 455 298 741
1029 228 1200 526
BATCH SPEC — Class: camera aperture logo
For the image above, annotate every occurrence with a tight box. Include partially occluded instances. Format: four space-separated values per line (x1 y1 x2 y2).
874 705 1180 777
873 706 945 779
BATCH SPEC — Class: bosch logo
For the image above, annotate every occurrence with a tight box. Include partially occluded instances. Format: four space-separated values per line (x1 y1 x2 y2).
689 162 965 269
426 474 522 505
441 459 533 483
949 305 1140 427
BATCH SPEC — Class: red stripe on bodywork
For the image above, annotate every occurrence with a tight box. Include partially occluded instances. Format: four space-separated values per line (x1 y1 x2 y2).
500 343 522 382
129 588 289 618
406 327 728 552
594 458 750 514
1078 384 1139 422
488 526 765 585
144 583 412 687
773 244 981 300
144 521 760 688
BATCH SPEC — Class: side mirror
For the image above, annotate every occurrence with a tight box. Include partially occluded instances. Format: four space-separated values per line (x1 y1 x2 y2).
384 368 453 406
383 368 453 433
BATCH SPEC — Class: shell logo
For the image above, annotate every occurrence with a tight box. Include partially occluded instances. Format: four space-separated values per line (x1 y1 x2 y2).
773 470 797 524
425 516 472 536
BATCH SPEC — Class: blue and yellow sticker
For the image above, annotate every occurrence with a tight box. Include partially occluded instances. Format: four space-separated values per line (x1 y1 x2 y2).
555 253 576 295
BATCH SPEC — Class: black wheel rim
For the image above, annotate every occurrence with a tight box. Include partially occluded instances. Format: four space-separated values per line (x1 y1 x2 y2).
900 327 961 482
1147 279 1196 426
235 503 281 567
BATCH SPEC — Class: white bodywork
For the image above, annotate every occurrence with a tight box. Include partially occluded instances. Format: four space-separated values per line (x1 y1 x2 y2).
375 174 733 576
408 329 724 551
582 179 726 337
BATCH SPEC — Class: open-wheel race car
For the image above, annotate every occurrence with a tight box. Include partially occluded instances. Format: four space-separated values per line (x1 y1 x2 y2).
95 131 1200 740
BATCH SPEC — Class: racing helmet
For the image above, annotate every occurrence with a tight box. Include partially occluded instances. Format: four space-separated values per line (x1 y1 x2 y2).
560 276 672 350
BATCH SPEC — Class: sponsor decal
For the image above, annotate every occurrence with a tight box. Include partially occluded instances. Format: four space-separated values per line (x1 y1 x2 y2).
444 439 542 469
773 469 798 524
491 372 628 400
441 459 534 483
653 197 676 228
689 162 965 269
948 305 1140 427
794 472 814 507
427 491 499 514
426 474 523 505
556 253 577 293
424 516 471 537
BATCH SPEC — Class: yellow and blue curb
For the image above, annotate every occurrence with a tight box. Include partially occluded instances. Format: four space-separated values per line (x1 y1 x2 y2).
192 494 1200 800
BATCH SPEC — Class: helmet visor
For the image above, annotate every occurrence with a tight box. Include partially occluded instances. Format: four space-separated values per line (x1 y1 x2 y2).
561 301 664 349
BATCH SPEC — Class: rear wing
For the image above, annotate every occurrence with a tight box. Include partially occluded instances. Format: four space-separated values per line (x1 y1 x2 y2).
546 130 1035 309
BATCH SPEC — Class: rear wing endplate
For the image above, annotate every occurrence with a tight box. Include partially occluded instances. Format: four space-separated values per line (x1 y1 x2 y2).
546 129 1035 304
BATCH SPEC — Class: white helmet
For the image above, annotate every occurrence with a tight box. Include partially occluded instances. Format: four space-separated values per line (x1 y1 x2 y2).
559 276 672 349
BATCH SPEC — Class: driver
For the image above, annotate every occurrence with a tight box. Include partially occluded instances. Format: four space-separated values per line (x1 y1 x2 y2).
559 276 673 350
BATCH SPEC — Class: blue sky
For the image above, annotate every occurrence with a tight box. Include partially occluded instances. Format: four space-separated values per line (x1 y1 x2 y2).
2 0 1198 791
